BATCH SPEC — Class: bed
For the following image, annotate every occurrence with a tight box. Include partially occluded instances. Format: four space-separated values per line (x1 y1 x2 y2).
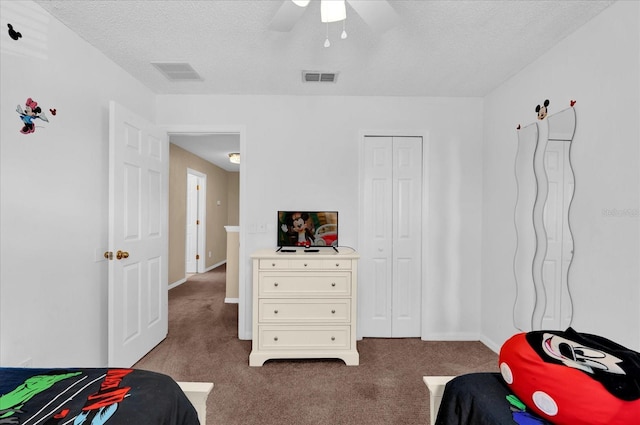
424 373 551 425
424 328 640 425
0 367 213 425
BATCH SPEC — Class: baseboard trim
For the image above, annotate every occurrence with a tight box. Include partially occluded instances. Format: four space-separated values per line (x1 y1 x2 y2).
169 261 227 290
423 332 498 354
169 278 187 290
421 332 481 341
205 260 226 272
479 335 501 354
224 297 239 304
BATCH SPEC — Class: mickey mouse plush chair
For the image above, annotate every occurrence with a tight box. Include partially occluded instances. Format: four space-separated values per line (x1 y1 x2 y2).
499 328 640 424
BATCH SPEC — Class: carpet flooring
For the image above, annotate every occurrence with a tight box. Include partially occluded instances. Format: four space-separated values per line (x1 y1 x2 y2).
134 265 499 425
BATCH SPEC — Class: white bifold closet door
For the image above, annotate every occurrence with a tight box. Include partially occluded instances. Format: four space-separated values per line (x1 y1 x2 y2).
360 136 422 337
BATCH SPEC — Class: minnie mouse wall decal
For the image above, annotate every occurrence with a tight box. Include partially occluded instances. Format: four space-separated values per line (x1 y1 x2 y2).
16 97 49 134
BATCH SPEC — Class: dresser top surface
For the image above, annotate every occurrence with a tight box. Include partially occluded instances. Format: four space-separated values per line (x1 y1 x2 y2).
251 247 359 259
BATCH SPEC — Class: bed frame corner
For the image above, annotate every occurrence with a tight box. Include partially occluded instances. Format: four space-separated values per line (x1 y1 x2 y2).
423 376 455 424
177 381 214 425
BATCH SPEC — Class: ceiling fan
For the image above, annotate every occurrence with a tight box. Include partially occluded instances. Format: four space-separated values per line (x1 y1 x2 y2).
268 0 399 34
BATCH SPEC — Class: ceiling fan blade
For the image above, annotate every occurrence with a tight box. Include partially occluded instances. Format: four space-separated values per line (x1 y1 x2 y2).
268 1 309 32
346 0 399 33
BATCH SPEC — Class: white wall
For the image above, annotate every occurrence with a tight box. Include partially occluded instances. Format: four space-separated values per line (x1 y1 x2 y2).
0 1 156 366
156 95 484 340
1 0 484 367
7 0 632 368
481 0 640 351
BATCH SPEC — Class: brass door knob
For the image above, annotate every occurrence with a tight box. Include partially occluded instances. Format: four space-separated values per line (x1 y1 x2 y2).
116 250 129 260
104 251 113 260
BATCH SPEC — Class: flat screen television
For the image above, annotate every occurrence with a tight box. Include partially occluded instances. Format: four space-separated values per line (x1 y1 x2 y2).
277 211 338 249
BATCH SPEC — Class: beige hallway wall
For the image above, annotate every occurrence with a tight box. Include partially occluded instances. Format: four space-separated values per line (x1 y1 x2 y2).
227 172 239 226
169 143 237 285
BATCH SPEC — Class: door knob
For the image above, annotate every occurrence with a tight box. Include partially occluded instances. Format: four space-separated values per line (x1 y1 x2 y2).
104 251 113 260
116 250 129 260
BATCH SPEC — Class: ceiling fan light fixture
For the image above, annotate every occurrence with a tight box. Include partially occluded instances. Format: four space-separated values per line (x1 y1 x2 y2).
291 0 310 7
321 0 346 23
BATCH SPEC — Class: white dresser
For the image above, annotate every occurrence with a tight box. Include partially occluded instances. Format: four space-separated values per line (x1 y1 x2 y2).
249 248 359 366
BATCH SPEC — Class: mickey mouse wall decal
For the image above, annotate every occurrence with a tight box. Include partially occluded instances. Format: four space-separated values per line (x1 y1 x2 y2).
535 99 550 120
570 100 576 107
7 23 22 40
50 108 57 116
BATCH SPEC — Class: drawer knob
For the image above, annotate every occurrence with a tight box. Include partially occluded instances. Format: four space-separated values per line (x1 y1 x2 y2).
274 310 278 314
272 263 276 267
331 336 336 341
274 282 279 287
331 309 336 314
274 337 278 341
304 263 308 267
331 282 336 287
335 263 340 267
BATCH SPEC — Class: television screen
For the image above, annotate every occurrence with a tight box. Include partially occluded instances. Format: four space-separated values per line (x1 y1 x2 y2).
277 211 338 248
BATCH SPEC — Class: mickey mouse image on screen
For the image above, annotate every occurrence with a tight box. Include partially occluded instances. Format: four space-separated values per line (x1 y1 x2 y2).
536 99 550 120
281 212 315 247
16 97 48 134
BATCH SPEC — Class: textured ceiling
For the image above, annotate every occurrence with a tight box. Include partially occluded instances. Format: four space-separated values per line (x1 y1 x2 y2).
30 0 614 169
35 0 615 97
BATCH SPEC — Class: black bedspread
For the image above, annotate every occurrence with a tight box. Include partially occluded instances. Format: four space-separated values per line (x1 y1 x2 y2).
435 373 551 425
0 367 199 425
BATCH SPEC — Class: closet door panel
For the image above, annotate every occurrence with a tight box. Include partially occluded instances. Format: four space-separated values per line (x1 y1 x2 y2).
361 137 393 337
361 136 422 338
392 137 422 337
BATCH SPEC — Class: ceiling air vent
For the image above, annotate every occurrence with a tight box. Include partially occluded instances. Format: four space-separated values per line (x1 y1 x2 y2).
151 62 203 81
302 71 338 83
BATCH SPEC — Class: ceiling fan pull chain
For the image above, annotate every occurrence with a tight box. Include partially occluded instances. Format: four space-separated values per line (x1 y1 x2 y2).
324 23 331 47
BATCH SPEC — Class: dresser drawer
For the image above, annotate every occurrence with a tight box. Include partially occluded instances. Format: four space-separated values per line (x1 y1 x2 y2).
289 259 324 269
258 325 351 350
259 274 350 297
323 259 352 269
259 259 290 269
260 258 324 269
259 258 353 270
258 299 350 323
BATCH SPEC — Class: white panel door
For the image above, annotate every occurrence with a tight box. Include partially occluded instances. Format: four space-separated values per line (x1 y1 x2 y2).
361 136 422 337
185 173 199 273
361 137 394 336
108 101 168 367
391 137 423 337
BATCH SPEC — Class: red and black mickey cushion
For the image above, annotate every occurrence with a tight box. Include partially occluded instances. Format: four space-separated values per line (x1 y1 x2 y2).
499 328 640 425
